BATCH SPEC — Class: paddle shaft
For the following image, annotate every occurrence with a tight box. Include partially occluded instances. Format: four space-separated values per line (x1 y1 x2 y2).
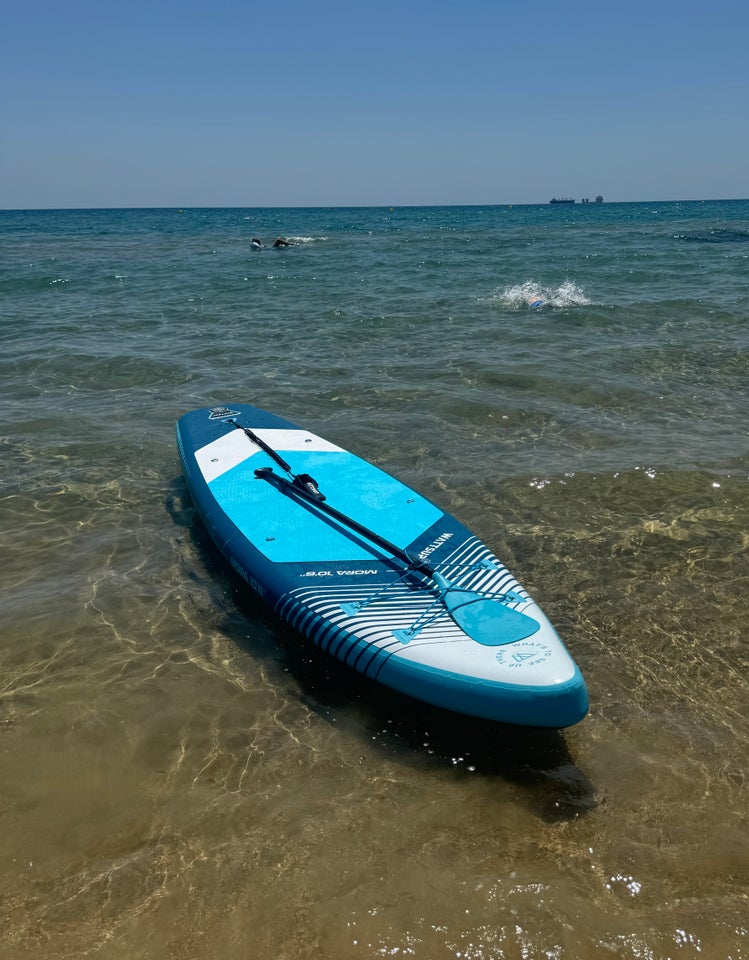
253 467 433 576
231 417 431 574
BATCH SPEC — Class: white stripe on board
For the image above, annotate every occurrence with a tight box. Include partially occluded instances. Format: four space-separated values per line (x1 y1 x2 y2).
195 428 344 483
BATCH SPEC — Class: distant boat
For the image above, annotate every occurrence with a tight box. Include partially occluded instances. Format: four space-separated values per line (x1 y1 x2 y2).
550 197 575 204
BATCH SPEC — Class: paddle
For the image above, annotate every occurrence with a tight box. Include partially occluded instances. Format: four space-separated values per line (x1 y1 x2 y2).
253 466 427 572
253 466 540 646
228 417 539 644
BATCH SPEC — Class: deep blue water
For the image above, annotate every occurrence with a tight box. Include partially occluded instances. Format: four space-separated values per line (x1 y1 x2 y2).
1 202 747 959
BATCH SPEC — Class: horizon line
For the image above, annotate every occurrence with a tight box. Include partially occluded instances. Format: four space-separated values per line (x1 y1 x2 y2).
2 197 748 213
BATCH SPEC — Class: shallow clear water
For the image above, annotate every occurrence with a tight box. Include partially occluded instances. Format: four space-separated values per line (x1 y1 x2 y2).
1 202 747 958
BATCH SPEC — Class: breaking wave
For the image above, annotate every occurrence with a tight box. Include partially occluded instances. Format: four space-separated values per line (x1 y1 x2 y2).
285 236 327 244
484 280 593 309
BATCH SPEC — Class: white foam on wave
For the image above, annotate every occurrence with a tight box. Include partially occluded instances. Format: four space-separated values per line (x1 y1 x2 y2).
485 280 593 309
285 236 327 243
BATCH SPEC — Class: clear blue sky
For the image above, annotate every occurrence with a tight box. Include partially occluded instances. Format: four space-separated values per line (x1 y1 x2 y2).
2 0 747 208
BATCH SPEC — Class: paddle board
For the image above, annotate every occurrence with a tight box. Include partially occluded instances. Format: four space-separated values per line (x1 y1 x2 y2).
176 404 588 727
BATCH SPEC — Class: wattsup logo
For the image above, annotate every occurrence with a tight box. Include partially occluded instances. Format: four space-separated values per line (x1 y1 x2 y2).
496 640 552 669
208 406 240 420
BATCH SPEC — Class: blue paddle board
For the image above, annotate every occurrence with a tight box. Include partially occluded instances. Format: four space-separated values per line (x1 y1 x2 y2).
176 404 588 727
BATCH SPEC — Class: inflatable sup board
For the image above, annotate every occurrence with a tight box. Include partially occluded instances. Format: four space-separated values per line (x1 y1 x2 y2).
176 404 588 727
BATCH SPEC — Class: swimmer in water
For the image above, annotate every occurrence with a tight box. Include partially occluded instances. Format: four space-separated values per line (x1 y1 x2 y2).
527 295 544 309
250 238 264 250
273 237 295 247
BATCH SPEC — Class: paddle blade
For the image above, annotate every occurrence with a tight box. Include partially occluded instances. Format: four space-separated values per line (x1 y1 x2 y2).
428 572 539 646
442 591 540 646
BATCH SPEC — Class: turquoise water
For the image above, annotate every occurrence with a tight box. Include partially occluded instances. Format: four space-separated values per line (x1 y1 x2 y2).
1 202 747 958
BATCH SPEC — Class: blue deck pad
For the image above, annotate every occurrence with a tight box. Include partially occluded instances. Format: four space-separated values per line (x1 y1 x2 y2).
209 449 444 564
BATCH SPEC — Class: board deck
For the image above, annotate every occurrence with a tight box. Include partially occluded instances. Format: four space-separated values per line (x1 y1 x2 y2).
176 404 589 727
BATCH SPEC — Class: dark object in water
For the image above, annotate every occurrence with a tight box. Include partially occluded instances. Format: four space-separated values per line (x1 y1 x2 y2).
677 228 749 244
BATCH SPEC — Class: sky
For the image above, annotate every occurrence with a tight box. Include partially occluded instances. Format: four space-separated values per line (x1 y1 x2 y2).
1 0 747 208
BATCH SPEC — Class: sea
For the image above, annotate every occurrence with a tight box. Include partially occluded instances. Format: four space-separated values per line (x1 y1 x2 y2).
1 201 747 959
